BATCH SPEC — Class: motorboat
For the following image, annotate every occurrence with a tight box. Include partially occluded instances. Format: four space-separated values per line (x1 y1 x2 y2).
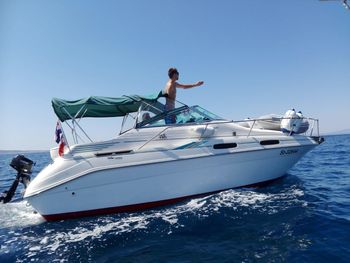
20 92 323 221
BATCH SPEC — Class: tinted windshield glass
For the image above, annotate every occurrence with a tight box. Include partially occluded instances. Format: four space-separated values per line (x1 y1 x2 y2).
192 106 222 121
137 105 224 128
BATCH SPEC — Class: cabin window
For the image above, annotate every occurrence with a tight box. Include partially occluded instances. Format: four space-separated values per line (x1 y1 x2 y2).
213 143 237 149
260 140 280 146
95 150 132 157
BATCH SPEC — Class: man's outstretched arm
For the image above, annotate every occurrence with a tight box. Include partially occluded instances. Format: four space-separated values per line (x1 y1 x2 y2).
176 81 204 89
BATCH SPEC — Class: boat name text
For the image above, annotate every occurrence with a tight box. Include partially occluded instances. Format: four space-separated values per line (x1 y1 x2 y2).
280 149 299 155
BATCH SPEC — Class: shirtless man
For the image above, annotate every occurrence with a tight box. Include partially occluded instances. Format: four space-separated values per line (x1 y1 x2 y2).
163 68 204 111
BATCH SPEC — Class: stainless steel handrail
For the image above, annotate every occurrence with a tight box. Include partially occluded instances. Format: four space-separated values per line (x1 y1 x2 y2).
137 127 170 151
136 116 320 151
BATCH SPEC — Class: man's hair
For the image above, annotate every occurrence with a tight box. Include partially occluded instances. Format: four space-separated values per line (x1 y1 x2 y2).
168 68 179 78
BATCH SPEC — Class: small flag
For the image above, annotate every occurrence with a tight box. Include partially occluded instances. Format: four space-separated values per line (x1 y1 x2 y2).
58 137 65 157
55 121 65 156
55 121 62 144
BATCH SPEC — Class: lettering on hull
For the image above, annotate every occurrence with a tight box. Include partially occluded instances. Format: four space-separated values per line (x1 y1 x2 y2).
280 149 299 156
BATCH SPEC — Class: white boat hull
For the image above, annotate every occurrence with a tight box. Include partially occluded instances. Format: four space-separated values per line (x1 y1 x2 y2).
25 144 315 221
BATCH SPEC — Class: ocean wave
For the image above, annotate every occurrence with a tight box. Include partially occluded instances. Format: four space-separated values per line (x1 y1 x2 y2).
0 185 307 262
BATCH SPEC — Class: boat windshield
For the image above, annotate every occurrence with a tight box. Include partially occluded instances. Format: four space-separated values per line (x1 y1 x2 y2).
136 104 224 128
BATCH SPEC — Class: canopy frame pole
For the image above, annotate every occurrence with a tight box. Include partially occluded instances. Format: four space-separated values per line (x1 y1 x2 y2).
73 108 88 143
73 105 86 119
62 107 93 143
135 105 141 128
120 114 128 135
71 120 78 145
71 105 86 144
77 108 88 123
72 127 77 144
74 108 88 143
63 121 86 144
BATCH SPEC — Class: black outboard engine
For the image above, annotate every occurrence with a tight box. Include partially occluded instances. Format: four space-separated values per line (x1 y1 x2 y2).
0 155 35 204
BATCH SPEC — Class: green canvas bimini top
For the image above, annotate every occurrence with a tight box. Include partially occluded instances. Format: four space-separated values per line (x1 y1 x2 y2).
52 92 164 122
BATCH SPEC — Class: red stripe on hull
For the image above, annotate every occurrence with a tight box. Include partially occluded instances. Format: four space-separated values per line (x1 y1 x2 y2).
42 176 284 221
43 195 192 221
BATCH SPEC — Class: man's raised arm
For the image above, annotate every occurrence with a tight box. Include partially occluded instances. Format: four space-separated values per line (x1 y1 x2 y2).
176 81 204 89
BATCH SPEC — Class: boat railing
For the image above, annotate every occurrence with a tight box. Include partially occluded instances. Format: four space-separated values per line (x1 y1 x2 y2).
137 126 171 151
232 116 320 138
59 100 320 152
136 116 320 151
238 116 320 137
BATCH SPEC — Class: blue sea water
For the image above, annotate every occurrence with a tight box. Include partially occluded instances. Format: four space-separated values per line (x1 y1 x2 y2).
0 134 349 263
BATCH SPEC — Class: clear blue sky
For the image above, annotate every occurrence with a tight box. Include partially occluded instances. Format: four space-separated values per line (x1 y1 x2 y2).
0 0 349 150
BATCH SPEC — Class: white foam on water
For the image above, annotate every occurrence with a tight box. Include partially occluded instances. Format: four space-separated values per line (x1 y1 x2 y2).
1 186 306 261
16 199 208 255
212 190 273 208
24 214 153 255
0 201 44 228
185 186 307 217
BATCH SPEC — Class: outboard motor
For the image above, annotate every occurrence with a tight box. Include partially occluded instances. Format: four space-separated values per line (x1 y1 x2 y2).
296 111 310 134
281 109 299 134
281 109 309 135
0 155 35 204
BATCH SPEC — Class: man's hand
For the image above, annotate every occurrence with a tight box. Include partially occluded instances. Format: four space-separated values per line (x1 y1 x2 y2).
196 81 204 87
